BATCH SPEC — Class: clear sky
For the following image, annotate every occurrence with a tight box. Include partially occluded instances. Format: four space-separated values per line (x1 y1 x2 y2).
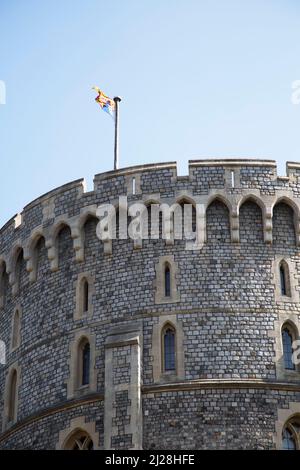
1 0 300 228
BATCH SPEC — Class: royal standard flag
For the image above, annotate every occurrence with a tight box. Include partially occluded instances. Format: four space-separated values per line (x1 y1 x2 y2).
93 86 115 119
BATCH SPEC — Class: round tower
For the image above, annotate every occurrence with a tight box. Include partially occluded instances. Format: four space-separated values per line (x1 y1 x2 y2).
0 159 300 450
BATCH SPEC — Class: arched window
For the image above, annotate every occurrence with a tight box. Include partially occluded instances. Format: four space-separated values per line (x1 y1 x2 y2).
64 430 94 450
282 324 296 370
162 325 176 372
164 264 171 297
78 338 90 387
11 309 20 350
279 261 291 297
282 417 300 450
8 369 17 423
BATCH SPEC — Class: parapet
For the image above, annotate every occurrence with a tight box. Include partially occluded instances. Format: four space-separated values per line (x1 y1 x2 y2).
2 158 300 242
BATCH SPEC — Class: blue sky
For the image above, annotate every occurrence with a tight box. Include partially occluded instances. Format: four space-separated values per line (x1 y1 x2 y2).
1 0 300 227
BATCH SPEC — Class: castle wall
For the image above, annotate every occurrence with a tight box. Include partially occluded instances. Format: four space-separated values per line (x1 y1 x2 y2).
143 388 300 450
0 160 300 449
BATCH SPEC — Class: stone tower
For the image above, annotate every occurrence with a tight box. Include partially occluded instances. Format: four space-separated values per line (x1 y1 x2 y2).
0 159 300 450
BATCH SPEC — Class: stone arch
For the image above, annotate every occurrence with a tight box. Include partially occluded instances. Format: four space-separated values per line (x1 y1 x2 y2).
272 196 300 218
275 403 300 449
281 318 299 337
73 207 99 261
174 196 197 240
63 429 94 450
56 224 73 269
48 221 73 272
78 208 98 230
206 193 232 213
83 214 102 261
51 219 73 242
272 198 298 246
239 197 264 244
205 196 231 244
175 194 196 206
34 235 48 281
237 193 266 214
26 230 47 282
281 414 300 450
56 416 99 450
9 245 26 296
237 194 272 244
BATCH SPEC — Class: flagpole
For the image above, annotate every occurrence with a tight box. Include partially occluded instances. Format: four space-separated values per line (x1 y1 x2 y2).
113 96 121 170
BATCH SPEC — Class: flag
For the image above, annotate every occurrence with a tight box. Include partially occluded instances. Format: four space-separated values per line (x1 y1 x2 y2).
92 86 115 119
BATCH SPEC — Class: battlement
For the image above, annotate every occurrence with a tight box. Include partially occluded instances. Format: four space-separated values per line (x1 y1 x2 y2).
2 158 300 262
1 159 300 238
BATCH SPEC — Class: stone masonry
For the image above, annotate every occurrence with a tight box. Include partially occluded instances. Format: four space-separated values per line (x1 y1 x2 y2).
0 159 300 449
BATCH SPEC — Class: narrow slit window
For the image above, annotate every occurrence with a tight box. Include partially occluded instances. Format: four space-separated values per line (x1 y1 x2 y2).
83 280 89 313
82 342 90 386
280 264 287 296
279 261 290 297
165 265 171 297
132 177 136 195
